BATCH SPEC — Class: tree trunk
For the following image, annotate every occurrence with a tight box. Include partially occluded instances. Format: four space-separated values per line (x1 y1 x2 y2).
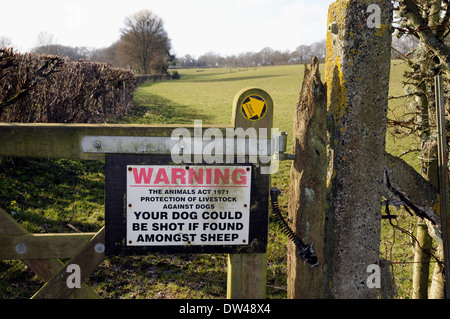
427 87 446 299
384 153 441 233
412 219 432 299
420 77 444 298
287 57 327 298
411 68 434 299
430 245 446 299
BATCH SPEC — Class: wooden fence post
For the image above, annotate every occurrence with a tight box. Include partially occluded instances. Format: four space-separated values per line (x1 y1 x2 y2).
287 57 327 298
227 88 273 299
227 254 267 299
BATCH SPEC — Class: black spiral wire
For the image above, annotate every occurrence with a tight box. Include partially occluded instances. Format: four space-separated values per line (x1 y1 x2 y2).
270 187 319 268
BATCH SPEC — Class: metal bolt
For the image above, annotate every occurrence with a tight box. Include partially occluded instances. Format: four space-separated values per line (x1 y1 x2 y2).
328 22 338 34
93 140 102 149
278 132 288 153
94 243 105 254
16 243 27 254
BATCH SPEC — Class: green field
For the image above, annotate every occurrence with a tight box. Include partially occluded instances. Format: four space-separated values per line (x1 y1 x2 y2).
135 66 306 127
0 62 424 299
128 65 315 190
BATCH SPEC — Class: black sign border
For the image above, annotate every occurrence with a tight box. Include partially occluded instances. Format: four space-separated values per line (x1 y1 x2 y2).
105 154 269 256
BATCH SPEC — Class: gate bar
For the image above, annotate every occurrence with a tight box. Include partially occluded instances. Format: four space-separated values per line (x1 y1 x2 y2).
0 123 231 160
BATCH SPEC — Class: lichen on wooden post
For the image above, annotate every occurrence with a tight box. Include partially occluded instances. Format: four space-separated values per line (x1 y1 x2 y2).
324 0 393 298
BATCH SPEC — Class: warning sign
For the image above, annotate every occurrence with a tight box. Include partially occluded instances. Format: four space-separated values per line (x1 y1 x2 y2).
126 165 251 247
241 95 267 121
105 155 268 255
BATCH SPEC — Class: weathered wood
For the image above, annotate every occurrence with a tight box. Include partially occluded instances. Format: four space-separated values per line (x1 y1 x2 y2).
430 245 446 299
0 233 95 260
227 253 267 299
31 227 105 299
412 220 432 299
0 208 100 298
227 88 273 299
287 57 327 298
324 0 393 298
384 152 441 241
0 123 232 160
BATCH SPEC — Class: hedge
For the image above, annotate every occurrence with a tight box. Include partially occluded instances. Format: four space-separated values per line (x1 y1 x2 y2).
0 47 136 123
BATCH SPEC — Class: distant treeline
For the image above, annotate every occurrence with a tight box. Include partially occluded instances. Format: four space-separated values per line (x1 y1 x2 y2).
173 35 418 68
22 34 418 74
27 40 327 69
0 47 136 123
175 40 327 68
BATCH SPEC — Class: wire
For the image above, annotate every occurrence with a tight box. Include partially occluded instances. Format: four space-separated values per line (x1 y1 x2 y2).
384 203 444 270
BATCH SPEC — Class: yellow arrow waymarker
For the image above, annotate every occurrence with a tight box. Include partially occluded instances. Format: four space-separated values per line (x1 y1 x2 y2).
241 95 267 121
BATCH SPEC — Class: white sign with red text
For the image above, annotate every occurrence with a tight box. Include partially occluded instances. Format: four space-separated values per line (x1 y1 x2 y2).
126 165 251 246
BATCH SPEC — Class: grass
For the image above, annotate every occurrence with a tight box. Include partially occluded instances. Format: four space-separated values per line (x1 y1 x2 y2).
127 66 306 130
0 62 426 299
386 60 421 168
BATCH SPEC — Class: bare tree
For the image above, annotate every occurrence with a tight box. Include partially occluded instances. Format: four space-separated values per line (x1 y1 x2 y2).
197 51 223 68
33 44 90 60
35 32 56 48
117 9 171 74
397 0 450 79
258 47 274 66
292 45 312 64
394 0 450 299
33 32 62 56
0 36 12 47
309 40 326 62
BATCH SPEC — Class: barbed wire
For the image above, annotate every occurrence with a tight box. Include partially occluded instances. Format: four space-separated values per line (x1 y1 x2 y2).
383 203 444 269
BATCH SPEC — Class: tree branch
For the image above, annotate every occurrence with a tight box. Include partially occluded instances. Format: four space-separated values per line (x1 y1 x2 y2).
384 152 442 243
399 0 450 70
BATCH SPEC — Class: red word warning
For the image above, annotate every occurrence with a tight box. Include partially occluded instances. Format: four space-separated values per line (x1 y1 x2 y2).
126 165 251 246
130 166 248 186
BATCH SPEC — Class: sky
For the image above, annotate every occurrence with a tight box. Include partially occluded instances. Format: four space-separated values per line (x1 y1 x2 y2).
1 0 335 58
